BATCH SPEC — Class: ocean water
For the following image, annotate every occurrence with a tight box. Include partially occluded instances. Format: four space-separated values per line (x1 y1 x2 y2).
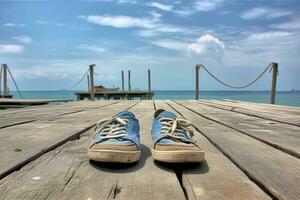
9 90 300 107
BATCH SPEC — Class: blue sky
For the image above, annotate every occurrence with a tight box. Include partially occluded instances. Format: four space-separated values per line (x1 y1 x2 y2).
0 0 299 91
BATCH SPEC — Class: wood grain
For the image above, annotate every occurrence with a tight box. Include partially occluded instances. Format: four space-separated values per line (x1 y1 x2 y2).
0 101 118 128
155 100 271 200
0 101 186 200
168 100 300 200
201 99 300 126
181 100 300 158
0 101 132 179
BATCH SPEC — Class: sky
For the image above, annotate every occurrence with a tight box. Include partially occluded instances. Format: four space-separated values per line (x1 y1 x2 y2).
0 0 299 91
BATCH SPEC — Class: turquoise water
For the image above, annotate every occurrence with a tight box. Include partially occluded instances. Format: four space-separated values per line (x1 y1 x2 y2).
9 90 300 107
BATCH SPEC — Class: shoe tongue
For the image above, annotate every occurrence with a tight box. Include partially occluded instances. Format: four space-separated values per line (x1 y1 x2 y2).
115 111 135 119
157 110 177 119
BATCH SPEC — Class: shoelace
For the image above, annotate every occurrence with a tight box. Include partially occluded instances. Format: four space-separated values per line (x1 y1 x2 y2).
94 117 129 139
159 117 194 142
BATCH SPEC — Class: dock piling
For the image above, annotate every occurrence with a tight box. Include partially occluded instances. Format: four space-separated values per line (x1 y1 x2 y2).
4 64 8 96
87 75 90 92
121 70 124 91
148 69 151 92
0 64 9 96
195 64 200 100
270 63 278 104
89 64 95 101
128 70 131 91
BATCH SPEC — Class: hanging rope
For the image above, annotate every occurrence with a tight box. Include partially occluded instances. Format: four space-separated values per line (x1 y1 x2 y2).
198 62 276 89
68 68 90 90
6 65 23 98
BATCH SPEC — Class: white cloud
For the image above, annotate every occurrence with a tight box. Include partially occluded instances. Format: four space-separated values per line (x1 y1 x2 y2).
150 39 189 51
248 31 292 40
188 34 225 56
194 0 223 11
117 0 138 4
79 15 158 29
241 7 292 20
271 19 300 30
0 44 24 53
146 2 192 16
222 29 300 69
4 23 25 27
149 34 225 60
147 2 173 11
13 36 33 44
78 44 107 53
80 13 188 35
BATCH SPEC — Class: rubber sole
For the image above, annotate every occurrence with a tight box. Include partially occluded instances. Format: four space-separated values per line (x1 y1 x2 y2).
88 149 141 163
151 149 205 163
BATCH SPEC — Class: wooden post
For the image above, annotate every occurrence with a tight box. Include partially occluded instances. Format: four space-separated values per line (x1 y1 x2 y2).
89 64 95 101
0 64 3 95
121 70 124 91
148 69 151 92
128 70 131 91
270 63 278 104
195 64 200 100
87 75 90 92
3 64 9 96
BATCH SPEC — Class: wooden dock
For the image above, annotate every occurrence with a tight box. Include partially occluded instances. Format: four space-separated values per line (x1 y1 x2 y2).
0 98 72 109
0 100 299 200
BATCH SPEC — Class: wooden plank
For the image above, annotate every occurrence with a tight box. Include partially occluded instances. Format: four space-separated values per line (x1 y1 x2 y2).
180 100 300 158
0 101 133 179
0 100 186 200
167 100 300 200
0 98 71 105
154 100 271 200
222 99 300 116
0 100 103 115
218 99 300 117
198 100 300 127
0 101 119 128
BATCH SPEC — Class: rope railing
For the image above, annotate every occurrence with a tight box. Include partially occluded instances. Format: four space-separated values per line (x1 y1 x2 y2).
68 68 90 90
197 62 277 89
65 64 95 101
194 62 279 104
0 64 23 98
7 65 23 98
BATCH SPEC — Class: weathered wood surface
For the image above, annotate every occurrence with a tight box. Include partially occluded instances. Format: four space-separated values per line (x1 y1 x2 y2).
182 100 300 158
202 99 300 126
154 100 271 200
168 100 300 200
0 101 186 200
0 101 133 179
222 99 300 116
0 98 71 104
0 101 118 128
0 99 299 200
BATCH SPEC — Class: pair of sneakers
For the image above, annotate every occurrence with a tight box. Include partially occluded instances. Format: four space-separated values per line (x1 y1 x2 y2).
88 109 205 163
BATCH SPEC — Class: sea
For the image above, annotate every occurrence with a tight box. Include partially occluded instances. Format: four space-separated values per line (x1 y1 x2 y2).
9 90 300 107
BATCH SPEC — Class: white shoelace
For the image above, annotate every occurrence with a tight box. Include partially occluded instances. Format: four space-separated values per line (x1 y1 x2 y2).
159 117 194 142
94 117 129 139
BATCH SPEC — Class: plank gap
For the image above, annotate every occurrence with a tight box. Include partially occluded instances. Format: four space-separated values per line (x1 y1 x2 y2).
195 101 300 128
166 100 278 200
174 100 300 159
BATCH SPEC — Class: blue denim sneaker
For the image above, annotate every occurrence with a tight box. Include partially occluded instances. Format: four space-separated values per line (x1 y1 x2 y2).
151 109 204 163
88 111 141 163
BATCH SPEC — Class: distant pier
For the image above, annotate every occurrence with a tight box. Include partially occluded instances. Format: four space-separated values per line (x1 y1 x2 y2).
75 90 154 100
